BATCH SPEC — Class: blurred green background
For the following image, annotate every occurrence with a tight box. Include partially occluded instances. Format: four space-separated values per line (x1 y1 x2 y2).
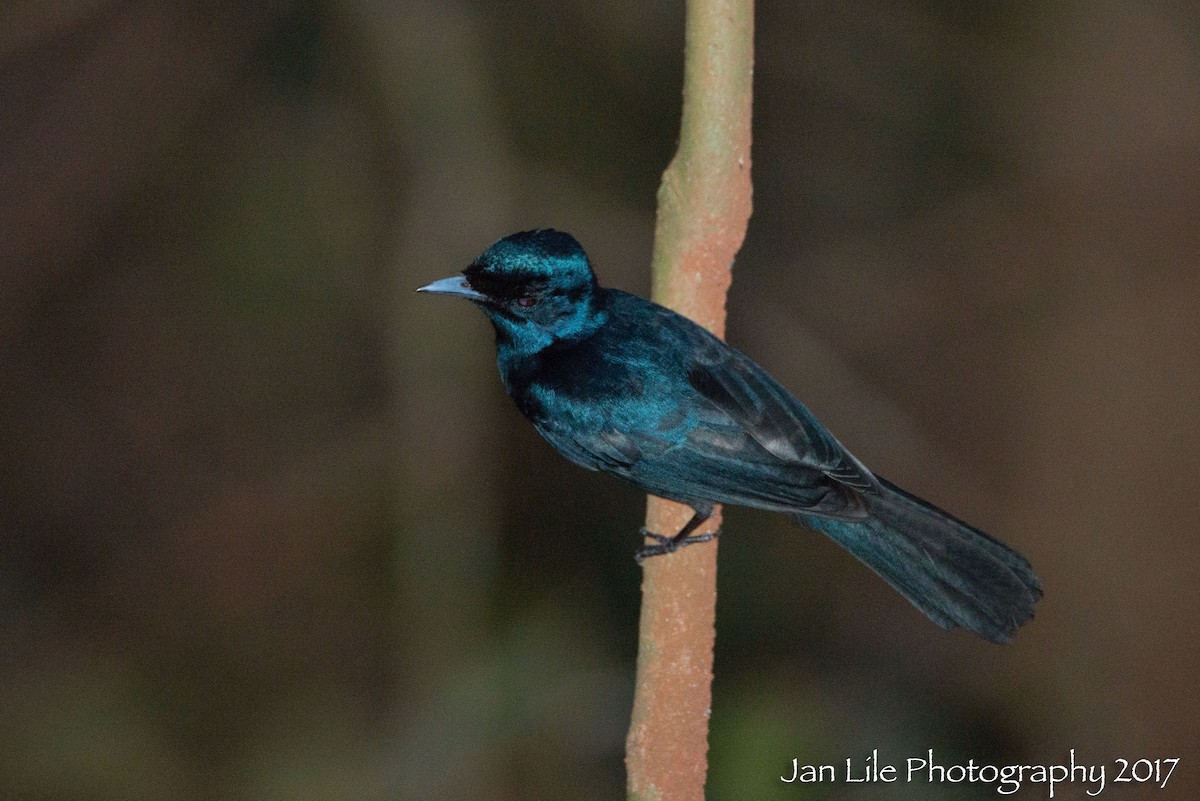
2 2 1198 799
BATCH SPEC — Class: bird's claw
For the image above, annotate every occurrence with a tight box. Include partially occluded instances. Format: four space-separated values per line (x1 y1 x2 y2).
635 526 721 564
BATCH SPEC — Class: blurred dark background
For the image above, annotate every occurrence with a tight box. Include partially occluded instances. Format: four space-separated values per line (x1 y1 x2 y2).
2 2 1198 799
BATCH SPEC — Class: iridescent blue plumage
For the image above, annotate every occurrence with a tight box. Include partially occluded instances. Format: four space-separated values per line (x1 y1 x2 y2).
418 229 1042 642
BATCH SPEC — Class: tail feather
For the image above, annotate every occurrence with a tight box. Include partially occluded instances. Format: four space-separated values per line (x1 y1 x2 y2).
795 478 1042 643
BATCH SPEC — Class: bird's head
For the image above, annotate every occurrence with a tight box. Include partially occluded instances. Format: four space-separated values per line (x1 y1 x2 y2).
418 229 607 352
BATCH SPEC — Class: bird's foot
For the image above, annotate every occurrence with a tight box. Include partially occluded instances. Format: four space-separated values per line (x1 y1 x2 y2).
635 526 720 564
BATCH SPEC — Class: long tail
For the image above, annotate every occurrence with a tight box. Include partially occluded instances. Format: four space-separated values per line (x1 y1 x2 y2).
794 478 1042 643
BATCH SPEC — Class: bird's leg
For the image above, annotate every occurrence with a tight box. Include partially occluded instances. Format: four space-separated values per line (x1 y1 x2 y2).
635 509 720 563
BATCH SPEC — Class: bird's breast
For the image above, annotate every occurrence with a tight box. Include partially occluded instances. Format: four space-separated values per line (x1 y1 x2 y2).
505 359 658 434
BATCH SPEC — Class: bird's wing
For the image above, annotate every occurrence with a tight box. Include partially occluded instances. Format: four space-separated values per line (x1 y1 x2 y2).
534 418 644 473
533 352 876 520
683 324 882 499
527 297 881 520
537 413 842 517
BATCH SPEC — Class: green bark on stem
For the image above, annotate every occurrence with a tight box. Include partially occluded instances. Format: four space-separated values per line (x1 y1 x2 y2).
625 1 753 799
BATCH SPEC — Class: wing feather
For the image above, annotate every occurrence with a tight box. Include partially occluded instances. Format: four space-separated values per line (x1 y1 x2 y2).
686 328 881 497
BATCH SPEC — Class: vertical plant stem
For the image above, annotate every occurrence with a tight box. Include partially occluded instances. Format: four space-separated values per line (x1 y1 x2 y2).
625 1 753 799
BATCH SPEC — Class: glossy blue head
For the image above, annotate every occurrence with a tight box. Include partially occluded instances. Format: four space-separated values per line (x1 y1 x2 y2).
418 230 608 354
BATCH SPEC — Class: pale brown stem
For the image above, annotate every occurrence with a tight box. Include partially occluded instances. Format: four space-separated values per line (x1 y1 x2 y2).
625 0 753 798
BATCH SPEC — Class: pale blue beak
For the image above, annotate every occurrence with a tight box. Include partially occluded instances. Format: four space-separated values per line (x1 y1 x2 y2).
416 275 486 301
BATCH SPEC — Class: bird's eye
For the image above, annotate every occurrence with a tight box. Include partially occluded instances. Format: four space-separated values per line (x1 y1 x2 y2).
516 296 538 308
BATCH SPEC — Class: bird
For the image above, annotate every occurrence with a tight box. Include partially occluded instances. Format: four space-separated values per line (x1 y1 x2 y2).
418 229 1042 643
